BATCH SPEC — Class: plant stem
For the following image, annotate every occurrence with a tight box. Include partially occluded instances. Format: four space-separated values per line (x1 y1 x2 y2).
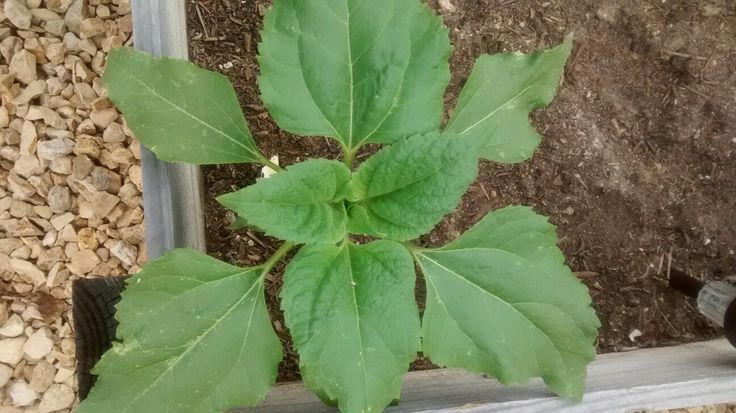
260 156 284 173
343 148 356 169
402 241 424 253
261 241 295 275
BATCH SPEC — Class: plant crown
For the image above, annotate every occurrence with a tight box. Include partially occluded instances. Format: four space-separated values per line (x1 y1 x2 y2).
79 1 600 412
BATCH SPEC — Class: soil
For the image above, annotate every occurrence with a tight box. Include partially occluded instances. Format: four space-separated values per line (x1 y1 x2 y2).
187 0 736 382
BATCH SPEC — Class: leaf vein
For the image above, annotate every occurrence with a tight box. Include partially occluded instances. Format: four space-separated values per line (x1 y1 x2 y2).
123 72 258 159
417 253 566 369
119 274 264 412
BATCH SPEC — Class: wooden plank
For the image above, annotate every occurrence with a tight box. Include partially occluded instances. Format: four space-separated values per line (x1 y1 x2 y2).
237 340 736 413
132 0 207 258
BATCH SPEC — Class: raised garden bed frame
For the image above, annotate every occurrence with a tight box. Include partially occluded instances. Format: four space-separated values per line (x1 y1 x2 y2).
132 1 736 411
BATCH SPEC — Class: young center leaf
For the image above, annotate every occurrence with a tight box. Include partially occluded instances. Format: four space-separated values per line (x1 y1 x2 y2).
349 132 478 241
415 206 599 400
104 48 266 165
445 35 573 163
258 0 451 151
77 250 282 413
217 159 352 244
281 241 420 413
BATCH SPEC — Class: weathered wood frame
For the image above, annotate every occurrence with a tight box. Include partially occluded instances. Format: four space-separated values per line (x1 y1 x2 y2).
133 0 206 258
132 0 736 411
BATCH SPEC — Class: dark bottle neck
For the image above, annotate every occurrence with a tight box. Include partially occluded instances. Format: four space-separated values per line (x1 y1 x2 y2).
726 301 736 349
669 268 706 299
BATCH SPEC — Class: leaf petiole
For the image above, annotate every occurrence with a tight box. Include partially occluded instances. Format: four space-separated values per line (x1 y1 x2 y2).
259 156 284 173
342 146 356 169
401 241 425 254
260 241 295 275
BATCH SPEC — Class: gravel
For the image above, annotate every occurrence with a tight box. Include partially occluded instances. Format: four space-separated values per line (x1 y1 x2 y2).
1 0 137 410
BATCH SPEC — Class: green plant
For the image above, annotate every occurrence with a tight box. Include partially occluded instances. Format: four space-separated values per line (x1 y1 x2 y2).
79 1 599 412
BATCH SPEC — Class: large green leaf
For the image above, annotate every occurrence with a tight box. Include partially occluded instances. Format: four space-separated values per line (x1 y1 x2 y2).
415 206 599 400
77 249 282 413
104 48 265 165
217 159 352 244
445 35 573 163
258 0 451 151
281 241 420 413
349 132 478 241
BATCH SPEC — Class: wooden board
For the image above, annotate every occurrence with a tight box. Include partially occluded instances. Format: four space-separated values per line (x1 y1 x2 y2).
132 0 206 259
237 340 736 413
132 1 736 412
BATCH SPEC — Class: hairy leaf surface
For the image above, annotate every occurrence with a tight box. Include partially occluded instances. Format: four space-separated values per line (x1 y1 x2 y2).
281 241 420 413
349 132 478 241
104 48 264 164
217 159 352 244
77 250 282 413
258 0 451 150
416 206 599 400
445 36 573 163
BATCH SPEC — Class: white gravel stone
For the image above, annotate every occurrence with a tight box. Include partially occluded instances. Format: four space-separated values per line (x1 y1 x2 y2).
0 363 13 388
47 0 73 13
29 360 56 393
23 328 54 361
10 258 45 287
8 49 37 84
91 191 120 218
13 155 43 178
111 240 137 267
38 383 75 413
46 186 72 213
68 249 100 275
12 79 46 105
0 254 15 279
53 367 74 383
103 122 126 143
0 337 26 365
0 314 25 338
3 0 32 30
37 138 75 161
8 380 38 407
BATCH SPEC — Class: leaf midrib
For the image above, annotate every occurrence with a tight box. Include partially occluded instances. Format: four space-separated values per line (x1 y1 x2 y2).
123 71 258 158
453 80 539 136
344 0 355 147
234 199 344 207
448 57 562 137
417 257 501 366
193 284 266 410
447 39 570 136
119 270 265 412
421 248 591 360
361 150 452 199
447 211 546 249
417 251 569 364
119 268 254 336
295 0 415 149
343 244 371 407
353 5 406 147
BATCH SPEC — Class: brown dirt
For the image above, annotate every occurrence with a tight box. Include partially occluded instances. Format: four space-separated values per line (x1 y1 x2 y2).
188 0 736 382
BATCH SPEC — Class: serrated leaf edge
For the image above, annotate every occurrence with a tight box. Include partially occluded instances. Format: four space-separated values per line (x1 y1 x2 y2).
105 48 264 164
111 269 268 412
446 34 573 139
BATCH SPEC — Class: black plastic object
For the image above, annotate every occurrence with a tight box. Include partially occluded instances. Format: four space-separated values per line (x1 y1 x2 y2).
725 300 736 349
668 268 706 299
669 268 736 349
72 276 128 400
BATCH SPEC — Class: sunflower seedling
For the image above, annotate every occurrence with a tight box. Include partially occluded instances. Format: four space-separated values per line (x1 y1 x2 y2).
79 1 599 412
